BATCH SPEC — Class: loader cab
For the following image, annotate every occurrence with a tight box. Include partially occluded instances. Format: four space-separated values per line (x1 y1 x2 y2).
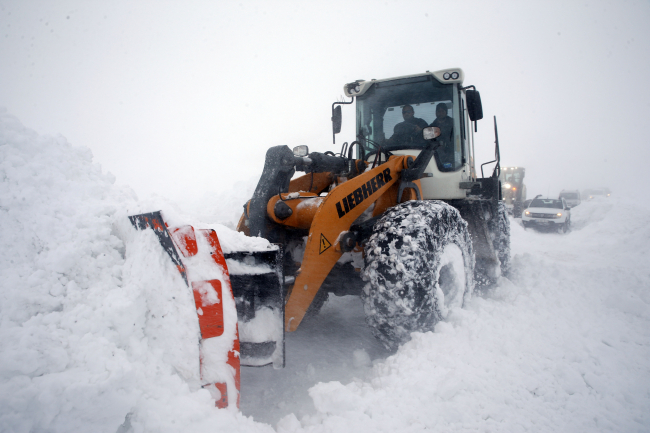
344 69 479 200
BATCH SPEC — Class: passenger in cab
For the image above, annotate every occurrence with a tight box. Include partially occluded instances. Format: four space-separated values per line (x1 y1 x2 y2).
430 103 455 169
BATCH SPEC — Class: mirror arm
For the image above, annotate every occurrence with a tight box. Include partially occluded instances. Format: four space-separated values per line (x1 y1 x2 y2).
401 139 440 183
492 116 501 178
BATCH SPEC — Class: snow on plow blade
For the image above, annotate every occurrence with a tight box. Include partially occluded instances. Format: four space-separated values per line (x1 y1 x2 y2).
129 211 285 373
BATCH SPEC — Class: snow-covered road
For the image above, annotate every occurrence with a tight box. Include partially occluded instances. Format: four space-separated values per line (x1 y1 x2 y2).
240 196 650 432
1 111 649 432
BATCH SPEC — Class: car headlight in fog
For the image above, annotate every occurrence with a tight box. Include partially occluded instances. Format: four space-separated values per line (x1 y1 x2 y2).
525 211 530 215
554 213 562 218
504 183 512 189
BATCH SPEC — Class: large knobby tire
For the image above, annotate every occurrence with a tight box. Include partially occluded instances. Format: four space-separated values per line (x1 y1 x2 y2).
361 201 475 350
495 201 511 276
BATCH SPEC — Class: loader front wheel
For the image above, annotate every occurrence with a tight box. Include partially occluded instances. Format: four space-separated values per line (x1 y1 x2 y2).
362 201 475 350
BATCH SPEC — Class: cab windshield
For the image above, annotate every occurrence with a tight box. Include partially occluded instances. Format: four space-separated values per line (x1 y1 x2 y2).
501 172 523 184
356 76 462 172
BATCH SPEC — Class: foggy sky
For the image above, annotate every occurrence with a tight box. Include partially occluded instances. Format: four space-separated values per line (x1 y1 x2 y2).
1 0 649 204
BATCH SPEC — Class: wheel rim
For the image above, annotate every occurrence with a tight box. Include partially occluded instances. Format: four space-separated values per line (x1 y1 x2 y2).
436 243 466 318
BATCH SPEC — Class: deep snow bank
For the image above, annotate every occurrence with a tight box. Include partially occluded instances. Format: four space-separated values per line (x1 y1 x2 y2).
0 110 272 433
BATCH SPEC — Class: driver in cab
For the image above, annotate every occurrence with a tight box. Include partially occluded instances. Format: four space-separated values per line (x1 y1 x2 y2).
385 105 428 146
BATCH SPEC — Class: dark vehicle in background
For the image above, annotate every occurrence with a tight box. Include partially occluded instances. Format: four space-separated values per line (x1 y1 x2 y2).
523 198 533 210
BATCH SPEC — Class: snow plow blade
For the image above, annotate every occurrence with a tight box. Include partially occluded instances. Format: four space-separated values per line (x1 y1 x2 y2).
129 211 285 370
129 211 241 408
224 248 285 368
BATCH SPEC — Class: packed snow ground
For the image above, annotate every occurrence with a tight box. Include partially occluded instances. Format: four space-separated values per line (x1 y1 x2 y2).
1 110 649 432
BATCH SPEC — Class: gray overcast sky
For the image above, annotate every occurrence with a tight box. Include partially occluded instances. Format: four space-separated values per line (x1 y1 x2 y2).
1 0 649 203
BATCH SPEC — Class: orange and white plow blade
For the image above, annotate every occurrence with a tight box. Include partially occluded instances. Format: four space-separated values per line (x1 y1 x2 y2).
129 211 240 409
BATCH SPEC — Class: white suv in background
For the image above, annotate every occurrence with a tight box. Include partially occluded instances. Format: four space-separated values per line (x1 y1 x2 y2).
522 197 571 233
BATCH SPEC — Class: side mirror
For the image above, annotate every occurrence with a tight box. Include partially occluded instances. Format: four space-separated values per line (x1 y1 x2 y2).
466 89 483 121
332 105 342 134
423 126 441 140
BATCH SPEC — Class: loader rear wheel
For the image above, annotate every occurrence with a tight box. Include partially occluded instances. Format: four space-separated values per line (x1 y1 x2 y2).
362 201 475 350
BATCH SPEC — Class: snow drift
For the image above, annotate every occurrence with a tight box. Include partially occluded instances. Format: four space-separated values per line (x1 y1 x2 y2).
0 110 272 433
1 108 649 432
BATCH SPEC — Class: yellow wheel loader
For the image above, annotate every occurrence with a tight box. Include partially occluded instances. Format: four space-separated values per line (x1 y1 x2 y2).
129 69 510 393
236 68 510 354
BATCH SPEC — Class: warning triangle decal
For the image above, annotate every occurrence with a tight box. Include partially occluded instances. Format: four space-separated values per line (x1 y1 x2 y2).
319 234 332 254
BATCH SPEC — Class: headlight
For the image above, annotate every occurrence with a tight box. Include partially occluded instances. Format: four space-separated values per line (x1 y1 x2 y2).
504 183 512 189
442 71 460 80
346 82 362 94
554 213 562 218
525 211 530 215
292 145 309 157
